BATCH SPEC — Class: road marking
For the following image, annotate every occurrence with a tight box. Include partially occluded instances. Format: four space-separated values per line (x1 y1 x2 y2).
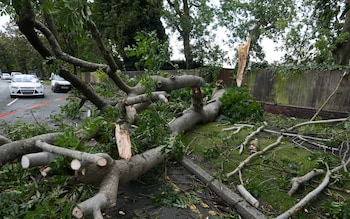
26 101 53 110
0 110 19 119
7 98 18 106
0 95 68 119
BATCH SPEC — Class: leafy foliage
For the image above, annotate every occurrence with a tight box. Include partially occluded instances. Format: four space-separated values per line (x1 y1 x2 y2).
132 106 172 154
0 121 51 141
163 0 222 68
162 135 186 161
150 184 199 208
220 87 263 124
0 163 93 219
183 114 350 218
125 31 172 71
92 0 166 70
59 96 83 120
321 200 350 219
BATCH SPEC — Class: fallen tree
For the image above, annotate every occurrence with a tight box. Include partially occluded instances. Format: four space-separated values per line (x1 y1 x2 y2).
0 82 225 218
0 2 231 218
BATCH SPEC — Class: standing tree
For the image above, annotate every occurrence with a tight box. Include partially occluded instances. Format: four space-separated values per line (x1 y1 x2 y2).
0 22 43 74
162 0 224 69
91 0 167 70
217 0 295 87
218 0 296 64
308 0 350 65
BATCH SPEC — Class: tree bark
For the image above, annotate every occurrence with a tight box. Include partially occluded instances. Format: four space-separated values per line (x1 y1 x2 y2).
332 0 350 65
21 152 57 169
0 133 62 167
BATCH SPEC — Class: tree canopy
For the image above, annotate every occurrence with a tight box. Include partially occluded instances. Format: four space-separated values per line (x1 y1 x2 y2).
1 0 350 69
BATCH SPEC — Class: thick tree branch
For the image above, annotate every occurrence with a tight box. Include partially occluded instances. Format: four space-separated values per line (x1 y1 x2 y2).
169 84 225 135
35 140 111 167
124 91 169 105
21 152 58 169
59 69 110 112
0 135 11 146
34 20 108 71
0 133 62 167
131 75 205 95
14 1 52 59
87 20 132 93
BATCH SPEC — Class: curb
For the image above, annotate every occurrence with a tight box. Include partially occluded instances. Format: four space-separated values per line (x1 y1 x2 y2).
181 157 267 219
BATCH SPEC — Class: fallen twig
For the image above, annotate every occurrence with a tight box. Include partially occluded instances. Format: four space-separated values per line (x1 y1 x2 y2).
263 128 330 142
279 151 350 218
237 123 266 154
227 135 283 178
288 169 325 196
287 117 348 131
223 124 254 140
310 71 348 121
237 184 260 208
296 135 339 154
276 165 331 219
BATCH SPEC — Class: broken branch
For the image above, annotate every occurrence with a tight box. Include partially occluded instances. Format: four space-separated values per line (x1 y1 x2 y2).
310 71 348 121
237 123 267 155
227 135 283 178
21 151 57 169
288 169 325 196
276 167 331 219
287 117 348 131
35 140 110 167
237 184 260 208
124 91 169 105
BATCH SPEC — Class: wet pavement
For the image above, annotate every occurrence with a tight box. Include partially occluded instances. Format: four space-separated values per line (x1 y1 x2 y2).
105 161 235 219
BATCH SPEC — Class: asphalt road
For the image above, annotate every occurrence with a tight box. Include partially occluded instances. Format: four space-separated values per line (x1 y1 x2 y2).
0 79 68 129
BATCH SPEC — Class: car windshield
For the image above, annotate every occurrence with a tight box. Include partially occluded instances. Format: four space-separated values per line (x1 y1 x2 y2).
13 75 39 83
53 75 66 81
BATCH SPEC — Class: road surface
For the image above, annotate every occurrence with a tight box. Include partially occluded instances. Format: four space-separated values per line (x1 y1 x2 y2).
0 79 68 131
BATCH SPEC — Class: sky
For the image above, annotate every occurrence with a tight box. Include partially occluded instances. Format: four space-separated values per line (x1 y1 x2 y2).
0 14 284 68
0 14 9 29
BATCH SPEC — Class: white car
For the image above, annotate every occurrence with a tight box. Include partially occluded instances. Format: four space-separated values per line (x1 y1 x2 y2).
1 73 11 80
50 74 72 92
9 74 45 98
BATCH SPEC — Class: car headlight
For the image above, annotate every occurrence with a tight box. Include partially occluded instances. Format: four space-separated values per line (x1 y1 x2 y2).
10 86 18 89
36 85 43 89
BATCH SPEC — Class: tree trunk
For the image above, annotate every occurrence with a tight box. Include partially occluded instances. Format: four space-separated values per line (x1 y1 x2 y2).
332 0 350 65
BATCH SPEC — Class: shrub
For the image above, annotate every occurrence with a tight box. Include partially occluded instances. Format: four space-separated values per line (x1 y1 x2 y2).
220 87 263 124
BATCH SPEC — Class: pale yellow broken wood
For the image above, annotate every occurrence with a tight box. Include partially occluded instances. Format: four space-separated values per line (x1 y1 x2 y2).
115 123 132 160
236 37 251 87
